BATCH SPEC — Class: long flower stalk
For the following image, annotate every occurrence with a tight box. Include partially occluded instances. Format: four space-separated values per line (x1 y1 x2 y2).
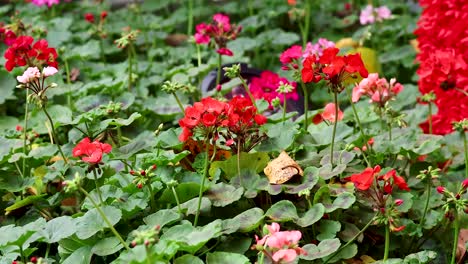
194 139 216 226
42 106 68 164
323 214 376 264
330 92 338 166
383 223 390 261
79 187 130 251
22 90 30 178
450 212 460 264
92 169 104 204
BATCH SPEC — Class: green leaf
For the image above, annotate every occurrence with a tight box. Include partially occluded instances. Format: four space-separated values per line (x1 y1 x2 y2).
160 221 222 254
232 207 264 233
179 197 212 216
308 122 353 146
40 216 76 243
115 131 157 159
257 121 300 151
206 252 250 264
62 246 93 264
5 194 47 215
284 166 320 194
301 238 341 260
296 204 325 227
379 45 416 63
76 206 122 239
323 192 356 213
103 112 142 127
265 200 299 222
326 243 357 263
403 250 437 263
317 220 341 241
205 183 244 207
174 254 204 264
0 70 17 104
92 237 123 256
159 182 202 204
209 152 270 179
144 209 181 228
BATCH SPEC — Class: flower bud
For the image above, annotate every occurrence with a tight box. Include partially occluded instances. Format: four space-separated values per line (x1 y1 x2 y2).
131 240 137 247
456 194 461 199
216 84 222 92
394 199 404 206
152 164 157 170
462 178 468 189
144 240 150 246
137 183 143 189
436 186 445 194
101 11 108 20
140 170 146 176
129 170 135 175
30 256 38 263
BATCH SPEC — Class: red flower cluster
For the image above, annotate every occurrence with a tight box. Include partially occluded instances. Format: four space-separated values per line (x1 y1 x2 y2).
179 96 266 142
84 11 108 24
72 137 112 164
4 36 58 72
0 26 17 46
348 165 409 192
194 13 241 56
249 71 299 109
302 47 368 92
415 0 468 135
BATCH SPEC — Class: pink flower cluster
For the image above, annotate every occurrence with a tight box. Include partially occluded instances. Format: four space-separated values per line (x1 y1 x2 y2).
352 73 403 106
280 38 335 70
359 5 392 25
252 223 306 263
249 71 299 109
31 0 60 7
16 66 57 84
194 13 241 56
415 0 468 135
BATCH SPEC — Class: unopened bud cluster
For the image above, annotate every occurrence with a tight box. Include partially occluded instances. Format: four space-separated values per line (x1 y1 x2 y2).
130 225 160 247
130 165 157 189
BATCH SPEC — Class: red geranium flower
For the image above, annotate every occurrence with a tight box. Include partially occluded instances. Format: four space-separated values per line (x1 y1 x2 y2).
72 137 112 164
348 165 381 191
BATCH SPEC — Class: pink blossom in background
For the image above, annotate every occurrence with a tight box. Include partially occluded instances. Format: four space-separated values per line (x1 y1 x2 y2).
249 71 298 109
31 0 60 7
16 67 41 84
352 73 403 105
42 66 58 77
303 38 336 58
216 47 233 56
321 103 343 123
359 5 392 25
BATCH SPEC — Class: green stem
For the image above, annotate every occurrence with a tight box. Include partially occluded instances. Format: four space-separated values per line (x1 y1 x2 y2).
323 215 376 264
248 0 254 17
330 92 338 167
172 92 185 113
187 0 193 36
147 181 156 212
300 81 308 130
216 53 222 86
99 38 106 63
302 0 311 47
463 131 468 179
282 96 287 123
237 137 243 187
171 186 183 215
450 212 460 264
428 102 433 134
194 141 211 227
45 243 50 259
92 169 104 204
64 58 72 109
384 223 390 261
128 45 133 91
196 44 201 67
346 87 371 167
145 245 152 264
388 122 392 141
408 179 432 253
42 106 68 164
22 89 29 178
79 187 131 251
238 75 257 108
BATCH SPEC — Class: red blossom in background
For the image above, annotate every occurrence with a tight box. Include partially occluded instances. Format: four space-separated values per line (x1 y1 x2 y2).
84 13 95 23
301 47 368 92
193 13 241 56
72 137 112 164
4 36 58 71
0 27 17 46
415 0 468 135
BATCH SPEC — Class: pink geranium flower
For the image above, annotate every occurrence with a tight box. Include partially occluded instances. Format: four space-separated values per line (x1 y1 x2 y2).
321 103 343 123
352 73 403 106
249 71 298 109
359 5 392 25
